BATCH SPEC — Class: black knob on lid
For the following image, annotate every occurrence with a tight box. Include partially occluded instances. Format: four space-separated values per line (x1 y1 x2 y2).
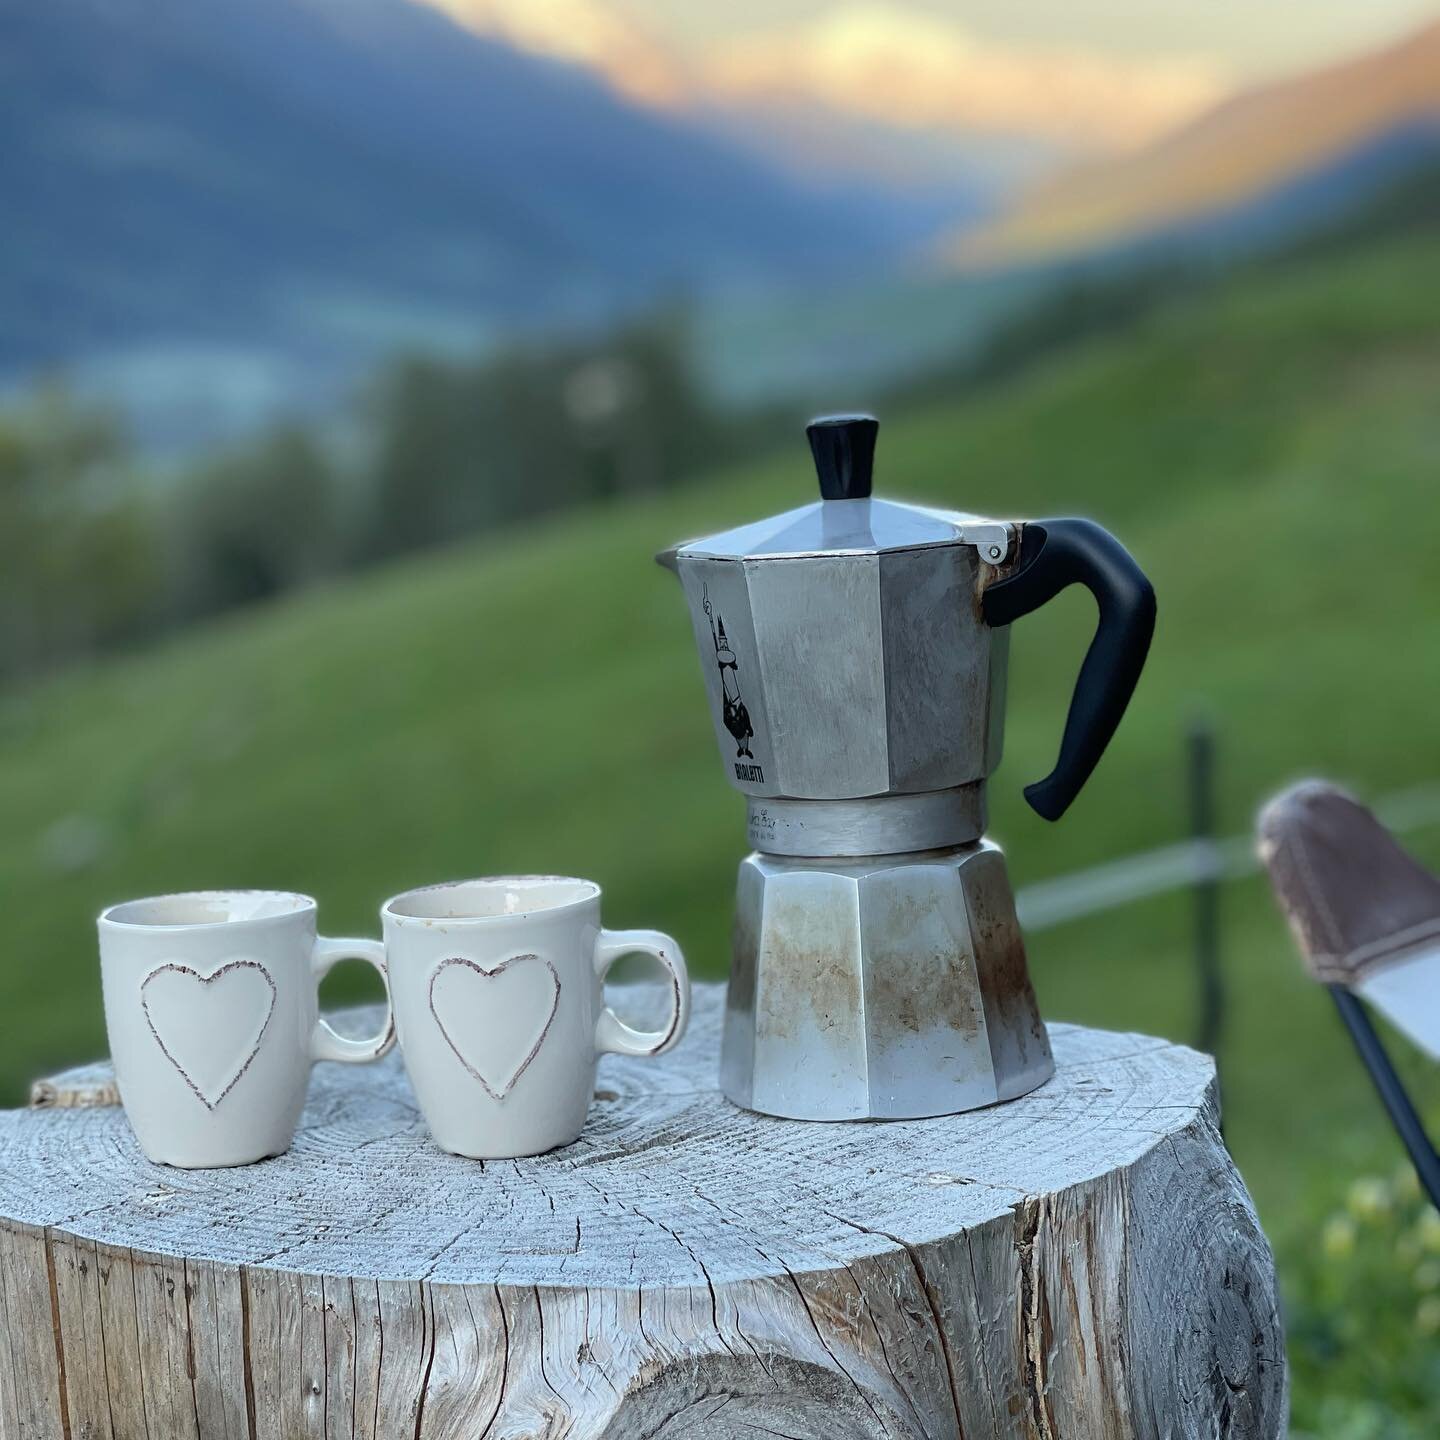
808 414 877 500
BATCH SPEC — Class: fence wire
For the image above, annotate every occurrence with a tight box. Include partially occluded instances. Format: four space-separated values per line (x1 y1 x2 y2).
1016 781 1440 932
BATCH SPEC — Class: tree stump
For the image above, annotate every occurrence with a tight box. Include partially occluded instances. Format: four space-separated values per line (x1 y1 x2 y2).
0 984 1286 1438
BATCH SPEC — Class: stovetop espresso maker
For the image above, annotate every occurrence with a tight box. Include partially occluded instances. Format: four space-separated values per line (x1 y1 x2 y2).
660 415 1155 1120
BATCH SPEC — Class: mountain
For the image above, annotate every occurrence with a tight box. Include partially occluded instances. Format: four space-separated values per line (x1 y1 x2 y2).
949 18 1440 270
423 1 1226 231
422 0 687 108
0 0 902 446
702 3 1223 156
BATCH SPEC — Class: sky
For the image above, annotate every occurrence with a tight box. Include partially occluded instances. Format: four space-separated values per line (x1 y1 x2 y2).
431 0 1440 162
621 0 1440 83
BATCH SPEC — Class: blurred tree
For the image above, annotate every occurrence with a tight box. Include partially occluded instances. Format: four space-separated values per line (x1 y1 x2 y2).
365 308 721 559
176 424 341 616
0 387 159 685
1293 154 1440 257
0 307 766 689
897 261 1208 411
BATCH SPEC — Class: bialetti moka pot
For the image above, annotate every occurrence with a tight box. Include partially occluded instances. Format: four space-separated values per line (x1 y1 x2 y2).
659 415 1155 1121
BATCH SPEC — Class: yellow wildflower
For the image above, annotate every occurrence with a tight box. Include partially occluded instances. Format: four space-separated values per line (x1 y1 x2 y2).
1415 1259 1440 1291
1416 1209 1440 1254
1395 1163 1422 1204
1346 1177 1392 1221
1322 1214 1357 1259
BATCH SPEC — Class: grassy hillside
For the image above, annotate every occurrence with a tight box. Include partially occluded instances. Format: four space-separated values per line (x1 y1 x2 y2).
5 231 1440 1426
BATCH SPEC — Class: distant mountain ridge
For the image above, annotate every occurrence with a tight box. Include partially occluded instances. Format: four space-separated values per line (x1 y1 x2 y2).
0 0 902 445
421 0 1224 225
950 18 1440 269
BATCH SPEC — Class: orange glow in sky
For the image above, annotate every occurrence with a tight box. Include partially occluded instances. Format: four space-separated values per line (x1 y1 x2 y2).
423 0 1440 155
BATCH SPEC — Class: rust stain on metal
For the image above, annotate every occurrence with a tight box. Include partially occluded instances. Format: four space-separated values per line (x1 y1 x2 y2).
761 929 861 1040
980 909 1043 1036
862 884 982 1043
973 523 1024 617
754 888 863 1044
728 897 759 1019
967 861 1050 1066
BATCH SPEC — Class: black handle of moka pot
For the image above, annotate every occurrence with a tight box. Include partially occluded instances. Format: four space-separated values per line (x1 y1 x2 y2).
981 519 1156 822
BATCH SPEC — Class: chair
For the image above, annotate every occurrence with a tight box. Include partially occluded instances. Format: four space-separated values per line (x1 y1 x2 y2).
1258 780 1440 1210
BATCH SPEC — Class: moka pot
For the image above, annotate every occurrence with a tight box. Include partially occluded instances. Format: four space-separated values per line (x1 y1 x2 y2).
659 415 1156 1119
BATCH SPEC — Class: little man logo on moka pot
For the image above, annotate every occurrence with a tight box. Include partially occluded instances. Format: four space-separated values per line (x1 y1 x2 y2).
703 585 762 781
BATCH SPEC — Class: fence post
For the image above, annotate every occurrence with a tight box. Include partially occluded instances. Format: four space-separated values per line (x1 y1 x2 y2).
1189 720 1224 1073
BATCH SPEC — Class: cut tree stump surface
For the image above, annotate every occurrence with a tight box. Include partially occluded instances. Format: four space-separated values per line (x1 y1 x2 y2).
0 983 1287 1438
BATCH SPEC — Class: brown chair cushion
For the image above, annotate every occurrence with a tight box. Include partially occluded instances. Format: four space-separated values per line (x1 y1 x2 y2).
1257 780 1440 986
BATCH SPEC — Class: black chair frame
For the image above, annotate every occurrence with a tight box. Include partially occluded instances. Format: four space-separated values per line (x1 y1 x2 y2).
1329 984 1440 1212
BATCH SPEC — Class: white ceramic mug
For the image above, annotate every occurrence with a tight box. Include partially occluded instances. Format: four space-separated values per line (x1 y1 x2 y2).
382 877 690 1159
99 890 395 1168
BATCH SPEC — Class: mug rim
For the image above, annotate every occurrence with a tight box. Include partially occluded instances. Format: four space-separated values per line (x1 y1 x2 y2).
99 889 318 933
382 875 601 927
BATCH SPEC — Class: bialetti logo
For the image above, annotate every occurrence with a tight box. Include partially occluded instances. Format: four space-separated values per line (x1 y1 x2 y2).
704 585 762 783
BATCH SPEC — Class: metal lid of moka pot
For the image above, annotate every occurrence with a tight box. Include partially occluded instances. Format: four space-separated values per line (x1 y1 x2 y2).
669 415 1015 566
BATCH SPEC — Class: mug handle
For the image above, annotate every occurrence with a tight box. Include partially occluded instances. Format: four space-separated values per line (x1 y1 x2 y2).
309 937 395 1064
593 929 690 1058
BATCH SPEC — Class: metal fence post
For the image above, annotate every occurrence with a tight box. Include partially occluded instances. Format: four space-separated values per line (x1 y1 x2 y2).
1189 720 1225 1070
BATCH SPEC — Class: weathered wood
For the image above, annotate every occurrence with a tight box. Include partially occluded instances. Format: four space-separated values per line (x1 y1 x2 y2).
28 1063 119 1111
0 985 1286 1437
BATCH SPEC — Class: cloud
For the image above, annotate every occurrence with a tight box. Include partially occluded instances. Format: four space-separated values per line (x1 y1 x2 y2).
707 3 1227 152
420 0 1228 158
423 0 690 106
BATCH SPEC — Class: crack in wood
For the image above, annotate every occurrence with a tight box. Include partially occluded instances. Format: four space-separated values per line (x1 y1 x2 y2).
42 1229 73 1440
410 1282 436 1440
88 1237 122 1440
819 1206 967 1440
1013 1195 1056 1440
777 1263 891 1436
239 1267 257 1440
962 1233 999 1439
180 1258 202 1438
474 1283 508 1439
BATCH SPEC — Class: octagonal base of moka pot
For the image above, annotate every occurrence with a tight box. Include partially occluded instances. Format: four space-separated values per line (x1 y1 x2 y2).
721 839 1054 1121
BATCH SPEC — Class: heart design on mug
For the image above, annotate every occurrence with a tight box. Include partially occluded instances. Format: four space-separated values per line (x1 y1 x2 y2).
429 955 561 1101
140 960 277 1111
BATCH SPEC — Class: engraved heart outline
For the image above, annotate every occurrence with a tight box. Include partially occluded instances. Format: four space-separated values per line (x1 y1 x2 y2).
428 954 561 1101
140 960 277 1111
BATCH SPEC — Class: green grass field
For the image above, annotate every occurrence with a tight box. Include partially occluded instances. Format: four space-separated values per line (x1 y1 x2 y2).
5 232 1440 1429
